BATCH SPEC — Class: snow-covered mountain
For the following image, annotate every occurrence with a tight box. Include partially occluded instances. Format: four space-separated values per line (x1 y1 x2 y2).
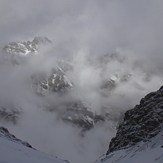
0 126 33 148
1 37 163 163
0 127 69 163
96 86 163 163
3 36 52 55
1 37 126 132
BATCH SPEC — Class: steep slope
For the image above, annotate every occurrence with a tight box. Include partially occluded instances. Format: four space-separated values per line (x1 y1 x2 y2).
0 126 33 148
0 127 69 163
96 132 163 163
96 86 163 163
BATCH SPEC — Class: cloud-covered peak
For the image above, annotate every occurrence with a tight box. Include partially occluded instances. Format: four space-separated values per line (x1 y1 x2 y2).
2 36 52 55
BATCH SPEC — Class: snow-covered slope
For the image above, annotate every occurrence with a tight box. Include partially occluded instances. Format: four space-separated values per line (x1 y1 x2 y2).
0 127 32 148
96 132 163 163
0 127 69 163
96 86 163 163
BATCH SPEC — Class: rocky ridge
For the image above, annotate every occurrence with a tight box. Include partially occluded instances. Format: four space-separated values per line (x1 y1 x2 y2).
107 85 163 154
31 60 73 94
95 85 163 163
0 126 70 163
3 36 52 55
0 126 33 148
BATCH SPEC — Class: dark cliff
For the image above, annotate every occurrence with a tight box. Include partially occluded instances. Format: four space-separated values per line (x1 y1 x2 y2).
107 86 163 154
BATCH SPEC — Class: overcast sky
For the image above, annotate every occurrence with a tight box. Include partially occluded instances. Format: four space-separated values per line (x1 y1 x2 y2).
1 1 163 162
1 0 163 56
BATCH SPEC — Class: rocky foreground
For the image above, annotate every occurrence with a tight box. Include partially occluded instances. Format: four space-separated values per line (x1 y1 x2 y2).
96 86 163 163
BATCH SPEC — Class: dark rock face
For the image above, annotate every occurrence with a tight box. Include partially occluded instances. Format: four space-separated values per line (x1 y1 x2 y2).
107 86 163 154
0 126 33 148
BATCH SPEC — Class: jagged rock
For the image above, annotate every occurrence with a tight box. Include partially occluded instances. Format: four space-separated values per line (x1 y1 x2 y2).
31 61 73 94
2 36 52 55
107 86 163 154
96 130 163 163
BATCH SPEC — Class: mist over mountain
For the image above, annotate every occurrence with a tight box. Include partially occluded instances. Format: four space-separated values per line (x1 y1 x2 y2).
0 36 162 163
3 36 52 55
1 1 163 163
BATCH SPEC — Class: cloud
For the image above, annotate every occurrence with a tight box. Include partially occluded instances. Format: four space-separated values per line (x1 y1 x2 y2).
1 0 163 56
0 47 163 163
1 1 163 163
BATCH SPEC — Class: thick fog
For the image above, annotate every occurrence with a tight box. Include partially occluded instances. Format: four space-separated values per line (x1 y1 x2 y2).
1 1 163 163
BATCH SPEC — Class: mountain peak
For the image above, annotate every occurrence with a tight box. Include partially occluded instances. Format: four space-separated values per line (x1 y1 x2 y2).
104 85 163 156
32 36 52 45
2 36 52 55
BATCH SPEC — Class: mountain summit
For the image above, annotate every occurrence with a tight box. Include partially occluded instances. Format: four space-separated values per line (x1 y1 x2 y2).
2 36 52 55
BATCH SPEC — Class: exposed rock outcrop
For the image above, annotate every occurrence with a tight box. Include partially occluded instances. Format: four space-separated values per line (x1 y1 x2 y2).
107 86 163 154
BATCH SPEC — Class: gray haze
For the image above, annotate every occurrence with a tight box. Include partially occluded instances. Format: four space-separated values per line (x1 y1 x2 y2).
1 0 163 56
1 1 163 163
